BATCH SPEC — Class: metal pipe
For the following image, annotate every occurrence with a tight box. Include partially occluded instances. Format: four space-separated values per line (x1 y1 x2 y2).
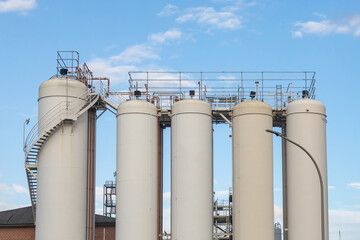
266 129 325 240
281 125 288 240
86 108 96 240
157 120 164 239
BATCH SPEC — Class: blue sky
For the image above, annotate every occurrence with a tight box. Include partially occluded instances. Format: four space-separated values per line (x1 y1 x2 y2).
0 0 360 239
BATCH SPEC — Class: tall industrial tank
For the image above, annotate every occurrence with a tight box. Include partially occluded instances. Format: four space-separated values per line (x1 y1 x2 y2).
286 98 328 240
232 100 274 240
116 100 158 240
171 99 213 240
36 77 88 240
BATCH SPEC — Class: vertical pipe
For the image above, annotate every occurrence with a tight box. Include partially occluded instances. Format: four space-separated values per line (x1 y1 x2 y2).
86 108 96 240
157 120 164 240
281 124 288 240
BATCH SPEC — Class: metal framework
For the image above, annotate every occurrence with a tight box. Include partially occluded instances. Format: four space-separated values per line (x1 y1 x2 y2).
213 188 233 240
24 52 316 240
103 181 116 217
124 71 316 127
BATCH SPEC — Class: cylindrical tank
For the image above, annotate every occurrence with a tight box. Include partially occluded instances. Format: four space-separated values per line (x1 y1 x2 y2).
286 98 328 240
171 99 213 240
232 100 274 240
116 100 158 240
36 77 88 240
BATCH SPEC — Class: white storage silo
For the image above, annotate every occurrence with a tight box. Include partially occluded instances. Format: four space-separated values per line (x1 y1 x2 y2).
116 100 158 240
171 99 213 240
232 100 274 240
36 77 88 240
286 98 328 240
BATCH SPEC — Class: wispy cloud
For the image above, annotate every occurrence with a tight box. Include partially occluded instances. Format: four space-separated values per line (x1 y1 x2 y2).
149 29 182 44
95 186 105 215
272 205 360 240
214 190 230 199
158 4 179 17
88 44 159 84
348 182 360 190
0 183 28 194
274 204 283 220
163 192 171 201
176 7 243 30
0 0 37 13
329 210 360 240
13 184 28 193
293 15 360 38
109 44 159 64
88 28 183 85
328 185 336 190
0 202 24 211
0 183 28 211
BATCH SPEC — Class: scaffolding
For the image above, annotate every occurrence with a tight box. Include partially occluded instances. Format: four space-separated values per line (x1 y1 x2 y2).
213 188 233 240
103 181 116 218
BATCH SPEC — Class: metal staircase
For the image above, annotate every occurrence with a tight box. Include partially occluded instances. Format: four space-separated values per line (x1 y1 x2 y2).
24 92 100 220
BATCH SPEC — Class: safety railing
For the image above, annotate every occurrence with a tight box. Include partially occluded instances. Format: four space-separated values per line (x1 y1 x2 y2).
128 71 317 111
24 91 91 153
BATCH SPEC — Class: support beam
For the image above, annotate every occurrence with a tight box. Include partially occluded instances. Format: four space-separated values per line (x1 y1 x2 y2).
157 120 164 239
282 125 288 240
86 108 96 240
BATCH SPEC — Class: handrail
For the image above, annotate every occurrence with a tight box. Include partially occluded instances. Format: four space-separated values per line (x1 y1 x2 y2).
24 91 90 154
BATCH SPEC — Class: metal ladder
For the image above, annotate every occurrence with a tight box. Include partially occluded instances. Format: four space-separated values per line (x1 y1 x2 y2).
24 93 100 220
275 85 283 110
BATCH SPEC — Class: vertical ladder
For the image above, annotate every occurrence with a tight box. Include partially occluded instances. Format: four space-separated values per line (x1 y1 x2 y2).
275 85 283 110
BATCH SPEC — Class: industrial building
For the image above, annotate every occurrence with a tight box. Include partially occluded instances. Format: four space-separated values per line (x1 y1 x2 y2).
0 206 115 240
21 51 328 240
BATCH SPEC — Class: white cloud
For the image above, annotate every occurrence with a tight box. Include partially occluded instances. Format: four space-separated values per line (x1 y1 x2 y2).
272 206 360 240
163 192 171 201
158 4 179 16
328 185 336 190
348 182 360 190
214 190 230 199
0 202 24 211
313 12 327 19
110 44 159 64
0 0 36 13
0 183 9 191
329 210 360 240
274 204 283 220
95 186 105 215
176 7 243 30
12 184 28 193
214 179 219 185
292 31 303 38
293 15 360 38
149 29 182 44
87 58 139 85
0 183 27 194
